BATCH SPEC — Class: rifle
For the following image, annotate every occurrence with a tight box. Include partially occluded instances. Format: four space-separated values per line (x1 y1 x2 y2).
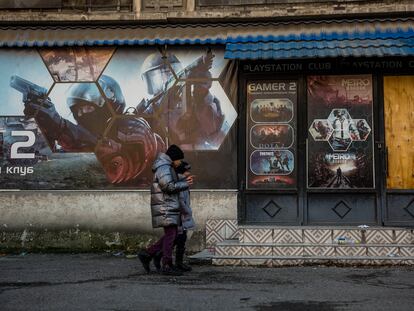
138 49 214 114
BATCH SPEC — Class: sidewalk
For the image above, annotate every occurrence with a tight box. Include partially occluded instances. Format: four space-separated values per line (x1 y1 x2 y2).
0 253 413 311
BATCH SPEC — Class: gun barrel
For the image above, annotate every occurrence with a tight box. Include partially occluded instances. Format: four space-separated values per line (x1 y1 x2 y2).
10 75 48 97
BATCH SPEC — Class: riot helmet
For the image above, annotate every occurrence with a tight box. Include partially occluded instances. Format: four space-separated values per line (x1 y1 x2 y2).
141 52 183 96
67 75 126 135
98 75 126 114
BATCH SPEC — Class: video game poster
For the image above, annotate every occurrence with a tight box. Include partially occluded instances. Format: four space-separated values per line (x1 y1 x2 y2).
307 75 375 189
246 80 297 189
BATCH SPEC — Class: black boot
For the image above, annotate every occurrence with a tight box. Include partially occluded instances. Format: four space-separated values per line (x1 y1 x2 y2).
175 259 192 272
175 248 192 272
153 251 162 273
138 250 152 274
161 265 183 276
175 231 192 272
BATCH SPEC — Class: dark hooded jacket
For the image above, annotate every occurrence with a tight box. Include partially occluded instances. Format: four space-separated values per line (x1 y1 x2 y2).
150 153 189 228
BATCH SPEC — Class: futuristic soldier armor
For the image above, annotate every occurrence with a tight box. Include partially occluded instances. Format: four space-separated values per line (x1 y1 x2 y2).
137 50 225 150
137 52 184 140
96 111 165 184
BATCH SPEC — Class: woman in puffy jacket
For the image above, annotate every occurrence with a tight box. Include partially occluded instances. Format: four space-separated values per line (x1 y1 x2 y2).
152 161 195 273
138 145 193 276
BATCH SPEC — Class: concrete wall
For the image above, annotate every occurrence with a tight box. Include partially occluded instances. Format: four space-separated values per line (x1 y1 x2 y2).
0 1 412 22
0 190 237 252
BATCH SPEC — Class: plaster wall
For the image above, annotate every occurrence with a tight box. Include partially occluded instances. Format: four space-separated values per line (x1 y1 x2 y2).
0 190 237 252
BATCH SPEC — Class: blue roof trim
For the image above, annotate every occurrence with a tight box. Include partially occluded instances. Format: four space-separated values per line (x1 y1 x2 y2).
226 38 414 52
226 28 414 43
224 27 414 59
225 46 414 60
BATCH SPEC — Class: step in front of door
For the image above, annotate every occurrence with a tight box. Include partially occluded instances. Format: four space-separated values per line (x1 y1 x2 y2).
212 240 414 266
205 219 414 247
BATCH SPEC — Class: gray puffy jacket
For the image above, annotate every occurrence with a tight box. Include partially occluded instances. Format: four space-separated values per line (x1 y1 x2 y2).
150 153 189 228
178 174 195 231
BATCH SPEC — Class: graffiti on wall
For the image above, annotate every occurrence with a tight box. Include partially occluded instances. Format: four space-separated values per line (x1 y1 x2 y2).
0 46 238 189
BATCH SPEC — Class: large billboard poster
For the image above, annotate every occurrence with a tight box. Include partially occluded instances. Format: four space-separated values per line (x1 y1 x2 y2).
307 75 374 189
246 80 297 189
0 47 238 190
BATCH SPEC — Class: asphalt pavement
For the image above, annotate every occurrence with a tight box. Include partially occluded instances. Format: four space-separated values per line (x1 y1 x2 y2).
0 253 413 311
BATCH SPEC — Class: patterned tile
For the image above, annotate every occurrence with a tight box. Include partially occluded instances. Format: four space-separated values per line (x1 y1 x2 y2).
212 259 241 266
273 259 304 266
399 246 414 257
205 219 220 234
273 246 303 257
367 246 398 257
206 219 226 247
336 246 367 257
303 246 335 257
224 220 239 240
365 229 394 244
242 246 273 266
243 246 272 257
215 245 242 257
241 228 273 244
332 230 362 244
303 229 332 244
394 230 413 244
273 229 302 244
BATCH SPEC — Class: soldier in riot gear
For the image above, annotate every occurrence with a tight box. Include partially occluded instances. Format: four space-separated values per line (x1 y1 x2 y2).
18 75 126 152
14 74 164 185
137 50 225 150
137 52 183 141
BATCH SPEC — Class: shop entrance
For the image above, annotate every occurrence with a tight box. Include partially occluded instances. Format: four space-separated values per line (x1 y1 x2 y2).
239 60 414 226
239 72 383 225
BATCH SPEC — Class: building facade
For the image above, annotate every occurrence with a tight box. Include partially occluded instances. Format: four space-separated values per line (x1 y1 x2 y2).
0 1 413 254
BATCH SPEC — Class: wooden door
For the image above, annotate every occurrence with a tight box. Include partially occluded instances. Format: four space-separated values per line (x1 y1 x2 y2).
383 76 414 189
383 76 414 225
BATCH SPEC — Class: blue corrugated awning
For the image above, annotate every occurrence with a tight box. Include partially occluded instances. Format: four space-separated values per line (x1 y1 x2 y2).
0 24 230 47
1 17 414 60
225 19 414 59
